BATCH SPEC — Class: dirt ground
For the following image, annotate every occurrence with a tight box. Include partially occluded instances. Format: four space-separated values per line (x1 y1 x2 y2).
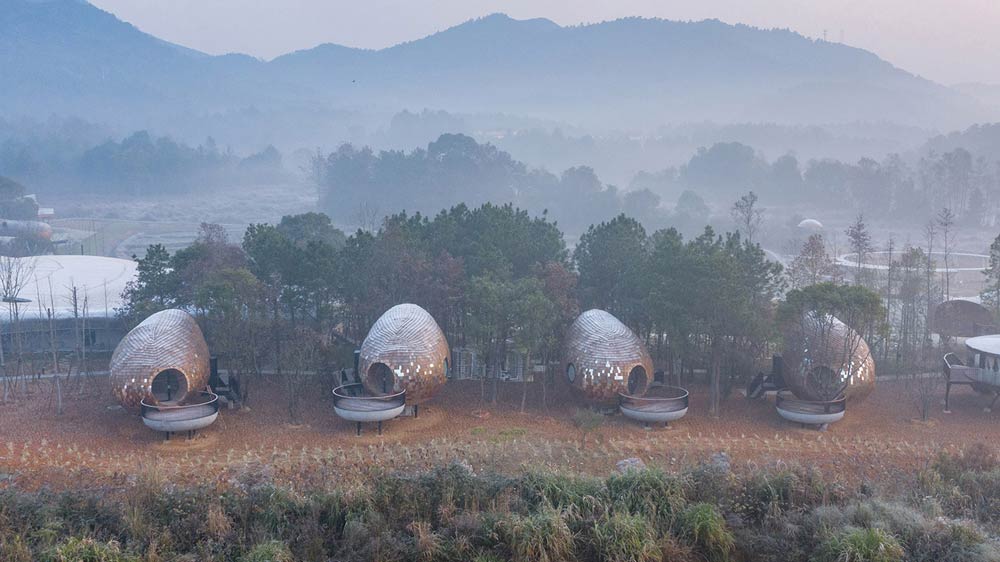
1 375 998 491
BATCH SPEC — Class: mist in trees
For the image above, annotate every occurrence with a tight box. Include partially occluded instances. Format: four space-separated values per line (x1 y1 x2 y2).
1 122 287 194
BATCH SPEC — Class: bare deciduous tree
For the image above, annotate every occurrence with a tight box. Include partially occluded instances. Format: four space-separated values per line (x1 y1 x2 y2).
937 207 955 300
908 371 941 422
0 256 35 401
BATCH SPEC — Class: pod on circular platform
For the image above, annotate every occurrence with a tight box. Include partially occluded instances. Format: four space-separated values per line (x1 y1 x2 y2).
781 313 875 403
110 309 210 412
563 309 653 404
358 304 450 405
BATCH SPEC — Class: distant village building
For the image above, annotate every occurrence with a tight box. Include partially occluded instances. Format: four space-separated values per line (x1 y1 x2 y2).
0 255 137 358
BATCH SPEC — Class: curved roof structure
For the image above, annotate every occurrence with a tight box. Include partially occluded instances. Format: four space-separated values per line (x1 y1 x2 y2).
110 309 210 412
358 303 450 405
797 218 823 230
7 255 137 320
563 309 653 404
932 299 995 338
782 313 875 403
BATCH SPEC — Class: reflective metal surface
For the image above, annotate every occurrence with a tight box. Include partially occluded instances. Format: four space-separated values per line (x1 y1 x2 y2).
619 386 689 424
358 303 450 405
563 309 654 404
775 390 846 425
140 391 219 433
782 313 875 403
110 309 210 412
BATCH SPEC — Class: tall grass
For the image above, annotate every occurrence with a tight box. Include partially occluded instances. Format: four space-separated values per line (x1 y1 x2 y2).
497 505 574 562
676 503 734 562
588 513 660 562
815 528 904 562
1 453 998 561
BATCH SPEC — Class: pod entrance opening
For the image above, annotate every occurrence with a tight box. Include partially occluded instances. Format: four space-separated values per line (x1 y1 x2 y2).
151 369 187 404
368 362 396 394
627 366 648 395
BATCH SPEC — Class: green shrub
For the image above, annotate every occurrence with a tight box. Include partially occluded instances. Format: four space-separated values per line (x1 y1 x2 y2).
685 462 734 505
47 538 139 562
605 468 686 529
520 472 604 517
498 506 574 562
734 471 798 524
589 513 660 562
734 466 842 526
241 540 293 562
572 408 605 446
955 469 1000 523
53 492 123 541
408 520 442 562
676 503 734 562
814 527 904 562
0 534 33 562
932 444 998 480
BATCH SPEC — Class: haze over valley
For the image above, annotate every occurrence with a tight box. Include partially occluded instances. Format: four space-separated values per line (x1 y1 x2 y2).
7 2 1000 561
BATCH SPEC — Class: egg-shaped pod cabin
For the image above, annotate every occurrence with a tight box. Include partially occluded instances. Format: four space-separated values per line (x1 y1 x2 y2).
335 304 450 434
563 309 688 425
110 309 218 438
777 313 875 427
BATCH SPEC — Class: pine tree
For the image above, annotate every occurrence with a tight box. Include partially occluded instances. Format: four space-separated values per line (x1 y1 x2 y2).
845 213 873 286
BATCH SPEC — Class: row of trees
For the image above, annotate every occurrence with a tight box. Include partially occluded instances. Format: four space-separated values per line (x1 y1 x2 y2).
2 127 286 195
314 134 625 234
314 134 726 236
122 203 795 417
783 206 985 378
637 141 1000 227
317 132 1000 242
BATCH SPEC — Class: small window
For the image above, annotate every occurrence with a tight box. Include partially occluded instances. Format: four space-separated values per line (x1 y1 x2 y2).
566 363 576 383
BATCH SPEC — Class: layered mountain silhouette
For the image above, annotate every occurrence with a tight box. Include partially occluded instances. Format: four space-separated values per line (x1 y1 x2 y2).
0 0 992 130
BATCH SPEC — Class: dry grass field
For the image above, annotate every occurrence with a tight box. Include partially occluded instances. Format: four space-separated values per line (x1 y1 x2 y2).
1 374 998 492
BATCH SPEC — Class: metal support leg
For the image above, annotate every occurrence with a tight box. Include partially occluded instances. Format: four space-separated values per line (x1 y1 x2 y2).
378 421 383 435
356 422 361 436
414 404 419 418
165 431 171 441
944 382 953 413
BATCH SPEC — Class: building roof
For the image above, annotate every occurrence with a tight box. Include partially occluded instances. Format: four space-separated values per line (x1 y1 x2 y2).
4 255 137 320
932 299 995 337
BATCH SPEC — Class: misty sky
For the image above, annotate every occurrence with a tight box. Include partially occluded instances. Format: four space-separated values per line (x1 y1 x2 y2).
89 0 999 85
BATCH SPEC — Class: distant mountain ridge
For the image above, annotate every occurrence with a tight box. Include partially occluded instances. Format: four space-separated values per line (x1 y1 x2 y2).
0 1 993 131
